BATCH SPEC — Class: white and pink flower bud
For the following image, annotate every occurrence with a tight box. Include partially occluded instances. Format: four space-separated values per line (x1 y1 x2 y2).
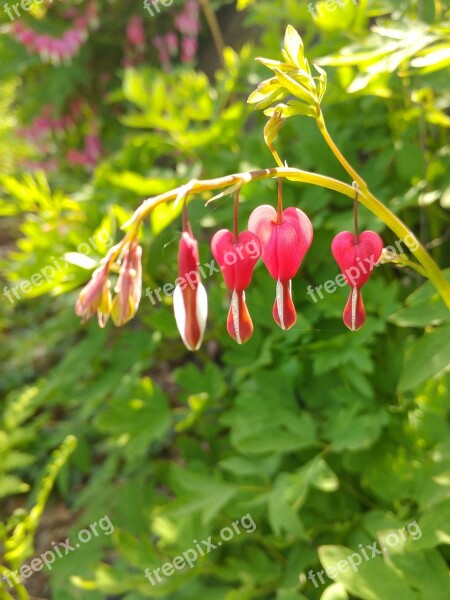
75 264 111 328
173 231 208 351
111 242 143 327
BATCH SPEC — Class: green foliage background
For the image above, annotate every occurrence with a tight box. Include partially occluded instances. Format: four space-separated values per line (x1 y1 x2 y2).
1 1 450 599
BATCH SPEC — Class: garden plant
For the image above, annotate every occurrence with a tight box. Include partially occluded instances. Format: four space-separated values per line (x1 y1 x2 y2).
1 1 450 599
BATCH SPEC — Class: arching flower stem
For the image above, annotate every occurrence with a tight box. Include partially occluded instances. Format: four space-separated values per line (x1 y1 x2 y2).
115 166 450 309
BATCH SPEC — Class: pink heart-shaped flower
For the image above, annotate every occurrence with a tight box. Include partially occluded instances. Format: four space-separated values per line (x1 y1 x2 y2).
248 204 313 330
331 230 383 289
211 229 261 292
248 205 313 282
211 229 261 343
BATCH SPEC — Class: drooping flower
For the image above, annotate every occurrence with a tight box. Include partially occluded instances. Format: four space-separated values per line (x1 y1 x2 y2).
211 229 261 344
331 230 383 331
126 15 146 49
181 37 198 63
165 32 179 56
75 263 111 328
152 35 171 70
248 204 313 330
173 229 208 351
111 242 143 326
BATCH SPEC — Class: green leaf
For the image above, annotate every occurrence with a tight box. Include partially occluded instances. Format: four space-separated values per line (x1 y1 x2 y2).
318 545 419 600
377 530 450 600
277 591 309 600
325 405 388 452
283 25 305 69
411 499 450 549
274 69 317 106
398 325 450 392
389 270 450 327
321 583 349 600
264 102 316 119
95 377 171 461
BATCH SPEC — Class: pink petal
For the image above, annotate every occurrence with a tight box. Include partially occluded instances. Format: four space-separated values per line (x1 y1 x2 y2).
211 229 261 291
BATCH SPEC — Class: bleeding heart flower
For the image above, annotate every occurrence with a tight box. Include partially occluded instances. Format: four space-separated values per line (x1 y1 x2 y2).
211 229 261 344
173 231 208 351
248 204 313 330
331 230 383 331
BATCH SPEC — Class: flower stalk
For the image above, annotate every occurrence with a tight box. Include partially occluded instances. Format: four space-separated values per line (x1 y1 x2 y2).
115 164 450 309
316 110 450 308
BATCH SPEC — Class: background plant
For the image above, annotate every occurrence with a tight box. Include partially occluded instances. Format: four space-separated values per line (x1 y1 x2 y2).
1 1 450 599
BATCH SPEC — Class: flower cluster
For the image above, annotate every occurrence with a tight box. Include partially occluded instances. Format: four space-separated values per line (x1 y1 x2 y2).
169 188 314 349
153 0 200 68
75 187 387 350
75 241 142 329
11 3 98 65
19 100 102 172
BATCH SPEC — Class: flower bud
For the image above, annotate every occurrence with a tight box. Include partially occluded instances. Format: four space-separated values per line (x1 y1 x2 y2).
111 242 142 327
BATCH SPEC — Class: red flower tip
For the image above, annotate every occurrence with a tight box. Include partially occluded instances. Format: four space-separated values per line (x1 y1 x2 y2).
331 230 383 289
343 287 366 331
248 204 313 329
227 290 253 344
272 280 297 330
211 229 261 344
174 231 207 351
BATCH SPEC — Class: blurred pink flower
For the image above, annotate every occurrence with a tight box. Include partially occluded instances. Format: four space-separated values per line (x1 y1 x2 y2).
165 32 178 56
181 37 198 63
152 35 171 69
85 134 102 161
175 0 200 36
127 15 146 48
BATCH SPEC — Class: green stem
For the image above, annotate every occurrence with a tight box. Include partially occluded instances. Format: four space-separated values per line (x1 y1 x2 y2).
267 141 284 168
316 111 450 309
316 111 367 191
